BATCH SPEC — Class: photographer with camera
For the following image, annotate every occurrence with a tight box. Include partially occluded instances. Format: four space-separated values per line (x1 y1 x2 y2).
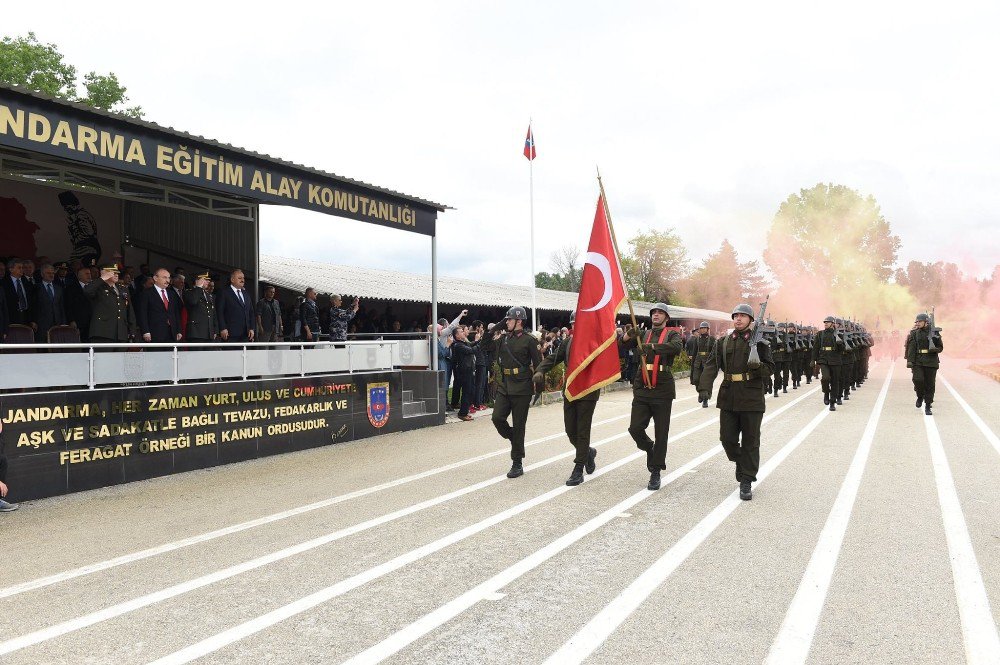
328 294 360 342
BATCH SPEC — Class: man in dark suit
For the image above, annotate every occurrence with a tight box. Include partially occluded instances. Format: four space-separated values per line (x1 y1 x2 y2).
3 258 35 329
216 269 255 343
136 268 183 343
184 271 218 342
65 267 93 341
33 263 68 342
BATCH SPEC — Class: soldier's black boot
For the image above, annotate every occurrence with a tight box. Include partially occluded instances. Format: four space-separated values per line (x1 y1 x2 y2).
506 461 524 479
783 386 788 393
647 469 661 491
702 399 709 408
806 376 812 384
836 397 843 405
916 396 923 408
829 402 836 412
843 389 850 400
925 404 933 416
740 480 752 501
566 464 585 486
585 447 597 475
823 393 830 405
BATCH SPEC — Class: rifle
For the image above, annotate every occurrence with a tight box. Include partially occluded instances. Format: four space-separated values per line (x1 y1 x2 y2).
747 295 771 369
927 306 942 351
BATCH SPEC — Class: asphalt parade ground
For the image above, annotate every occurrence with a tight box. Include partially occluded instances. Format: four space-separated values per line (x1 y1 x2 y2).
1 359 998 664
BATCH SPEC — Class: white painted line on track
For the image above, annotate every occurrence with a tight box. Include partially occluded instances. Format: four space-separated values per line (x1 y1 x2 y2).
146 410 725 665
764 363 894 664
0 400 665 601
543 400 831 664
940 374 1000 458
342 388 822 665
0 404 700 657
925 409 1000 664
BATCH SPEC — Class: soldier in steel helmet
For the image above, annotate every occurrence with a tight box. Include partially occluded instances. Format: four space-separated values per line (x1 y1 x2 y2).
771 322 791 397
488 305 543 478
533 310 599 486
813 315 845 410
906 312 943 415
698 303 774 501
689 321 716 408
622 302 683 491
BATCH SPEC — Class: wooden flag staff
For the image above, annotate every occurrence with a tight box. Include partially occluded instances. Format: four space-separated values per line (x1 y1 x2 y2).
597 169 651 389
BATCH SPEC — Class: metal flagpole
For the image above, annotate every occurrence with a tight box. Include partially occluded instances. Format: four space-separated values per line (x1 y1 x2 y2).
529 120 537 332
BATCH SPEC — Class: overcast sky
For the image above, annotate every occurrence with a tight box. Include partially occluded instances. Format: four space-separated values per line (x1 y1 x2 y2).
6 1 999 281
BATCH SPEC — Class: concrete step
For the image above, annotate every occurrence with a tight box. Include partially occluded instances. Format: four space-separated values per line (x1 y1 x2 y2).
402 401 426 417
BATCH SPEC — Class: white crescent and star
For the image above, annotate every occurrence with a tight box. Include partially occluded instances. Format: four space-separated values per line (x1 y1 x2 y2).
580 251 613 312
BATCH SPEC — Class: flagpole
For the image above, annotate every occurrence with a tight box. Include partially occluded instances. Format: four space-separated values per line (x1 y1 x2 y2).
597 170 651 389
529 121 537 332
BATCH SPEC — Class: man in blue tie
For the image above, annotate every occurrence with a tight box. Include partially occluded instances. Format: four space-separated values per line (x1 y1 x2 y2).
33 263 68 342
216 269 255 343
3 258 34 329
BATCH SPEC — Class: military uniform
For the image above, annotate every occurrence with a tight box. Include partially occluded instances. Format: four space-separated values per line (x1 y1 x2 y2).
698 303 774 499
84 269 134 343
328 304 357 342
812 317 845 410
622 303 683 488
906 313 943 415
771 324 792 396
184 284 218 342
534 329 599 486
489 307 543 477
689 322 716 407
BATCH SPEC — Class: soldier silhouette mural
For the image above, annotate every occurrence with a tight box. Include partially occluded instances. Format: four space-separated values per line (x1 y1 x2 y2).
59 191 102 267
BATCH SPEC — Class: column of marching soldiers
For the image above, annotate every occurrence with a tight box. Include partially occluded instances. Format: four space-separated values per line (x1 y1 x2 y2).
488 302 942 502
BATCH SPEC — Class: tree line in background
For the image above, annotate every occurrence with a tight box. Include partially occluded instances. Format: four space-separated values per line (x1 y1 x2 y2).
537 182 998 352
0 32 143 117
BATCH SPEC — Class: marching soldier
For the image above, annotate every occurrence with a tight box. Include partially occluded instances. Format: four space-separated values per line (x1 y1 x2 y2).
533 311 599 486
839 319 855 402
793 324 809 387
622 303 683 491
698 303 774 501
771 322 791 397
813 316 845 410
906 312 943 415
184 271 219 342
84 264 135 344
689 321 716 408
489 306 543 478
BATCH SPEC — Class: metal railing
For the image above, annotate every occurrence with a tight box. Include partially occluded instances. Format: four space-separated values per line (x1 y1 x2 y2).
0 338 433 393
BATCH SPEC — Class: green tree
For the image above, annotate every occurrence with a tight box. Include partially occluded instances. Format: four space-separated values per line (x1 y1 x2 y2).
534 271 571 291
764 183 900 290
0 32 143 118
622 228 689 302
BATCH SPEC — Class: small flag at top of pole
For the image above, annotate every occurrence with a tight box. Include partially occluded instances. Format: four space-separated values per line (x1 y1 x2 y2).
523 124 536 161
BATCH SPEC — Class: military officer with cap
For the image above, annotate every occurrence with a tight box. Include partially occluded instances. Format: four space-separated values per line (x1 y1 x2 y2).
906 312 943 415
622 302 683 491
184 270 219 342
489 306 543 478
812 315 845 410
698 303 774 500
689 321 716 408
84 264 135 343
533 310 599 486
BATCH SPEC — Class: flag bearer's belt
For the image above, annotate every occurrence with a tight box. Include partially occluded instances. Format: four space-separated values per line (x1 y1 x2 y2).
822 346 834 351
725 372 759 382
918 349 930 354
645 364 669 371
502 368 521 375
698 351 708 355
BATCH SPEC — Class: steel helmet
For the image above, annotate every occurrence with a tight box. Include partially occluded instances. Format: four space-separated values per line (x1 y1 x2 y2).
569 310 576 325
915 312 929 323
505 306 527 321
732 304 754 321
698 321 709 329
823 315 835 323
650 303 669 317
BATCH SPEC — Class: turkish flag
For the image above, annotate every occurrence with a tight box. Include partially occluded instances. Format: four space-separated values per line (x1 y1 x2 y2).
565 194 627 401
